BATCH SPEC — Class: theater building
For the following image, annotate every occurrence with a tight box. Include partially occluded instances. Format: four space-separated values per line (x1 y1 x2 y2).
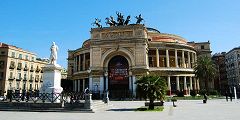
67 24 202 98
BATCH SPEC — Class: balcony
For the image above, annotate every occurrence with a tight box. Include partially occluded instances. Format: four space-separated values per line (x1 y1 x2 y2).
17 66 22 70
23 77 27 81
23 67 28 71
35 67 41 73
8 77 15 80
30 68 34 72
16 77 22 81
29 77 34 82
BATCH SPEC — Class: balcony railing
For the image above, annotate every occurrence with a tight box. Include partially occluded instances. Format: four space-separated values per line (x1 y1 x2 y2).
16 77 22 81
17 66 22 70
8 77 15 80
23 77 27 81
29 77 34 82
24 67 28 71
30 68 34 72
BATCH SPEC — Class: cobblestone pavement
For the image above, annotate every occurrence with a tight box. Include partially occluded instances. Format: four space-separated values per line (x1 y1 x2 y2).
0 99 239 120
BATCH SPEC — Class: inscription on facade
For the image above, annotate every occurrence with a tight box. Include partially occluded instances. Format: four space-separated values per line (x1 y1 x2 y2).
101 31 133 39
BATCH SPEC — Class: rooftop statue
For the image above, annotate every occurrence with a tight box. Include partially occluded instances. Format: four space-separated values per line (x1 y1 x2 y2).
49 42 58 65
135 14 144 24
106 17 115 27
92 18 102 28
124 15 131 25
116 12 124 26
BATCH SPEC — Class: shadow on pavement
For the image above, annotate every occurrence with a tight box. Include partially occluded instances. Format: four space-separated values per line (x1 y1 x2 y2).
107 108 136 111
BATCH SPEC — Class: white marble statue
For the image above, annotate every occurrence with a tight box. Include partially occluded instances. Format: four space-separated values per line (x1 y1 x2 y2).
49 42 58 65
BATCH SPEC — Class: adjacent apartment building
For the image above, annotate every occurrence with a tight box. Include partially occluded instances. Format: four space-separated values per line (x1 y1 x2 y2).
225 46 240 94
0 42 48 96
212 52 228 95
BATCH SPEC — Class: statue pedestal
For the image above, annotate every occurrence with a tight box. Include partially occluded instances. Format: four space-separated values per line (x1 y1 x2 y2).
40 64 63 103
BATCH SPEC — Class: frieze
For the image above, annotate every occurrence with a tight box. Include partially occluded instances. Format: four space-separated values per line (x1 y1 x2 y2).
101 31 133 39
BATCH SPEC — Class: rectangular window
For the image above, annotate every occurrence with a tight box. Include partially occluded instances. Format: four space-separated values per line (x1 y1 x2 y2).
9 72 13 79
18 73 21 79
0 72 3 80
201 45 204 49
29 83 32 90
19 54 22 59
0 61 4 69
23 82 26 90
32 57 35 61
16 82 20 89
1 51 5 55
24 73 27 80
26 55 29 60
11 52 15 58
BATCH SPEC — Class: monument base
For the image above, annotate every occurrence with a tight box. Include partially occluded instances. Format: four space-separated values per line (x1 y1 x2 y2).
40 64 63 103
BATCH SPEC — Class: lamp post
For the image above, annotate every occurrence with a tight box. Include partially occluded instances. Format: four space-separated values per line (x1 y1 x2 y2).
104 71 108 91
87 69 92 91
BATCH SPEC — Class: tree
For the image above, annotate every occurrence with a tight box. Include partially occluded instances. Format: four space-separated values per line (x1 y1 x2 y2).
194 56 217 93
136 75 167 110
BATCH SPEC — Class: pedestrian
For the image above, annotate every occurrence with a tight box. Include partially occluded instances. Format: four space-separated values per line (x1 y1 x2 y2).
225 91 228 102
203 93 208 103
229 92 233 102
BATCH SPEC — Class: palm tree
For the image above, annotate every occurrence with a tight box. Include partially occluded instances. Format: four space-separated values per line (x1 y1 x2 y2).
136 75 167 110
194 56 217 93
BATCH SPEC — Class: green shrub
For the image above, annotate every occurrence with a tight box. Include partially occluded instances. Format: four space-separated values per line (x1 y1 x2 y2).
177 91 184 97
190 90 197 97
199 89 207 95
209 90 219 95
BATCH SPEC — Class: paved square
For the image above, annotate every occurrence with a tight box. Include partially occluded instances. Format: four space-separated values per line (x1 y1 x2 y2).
0 99 239 120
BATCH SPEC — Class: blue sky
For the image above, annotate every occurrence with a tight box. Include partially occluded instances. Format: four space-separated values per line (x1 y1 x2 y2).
1 0 240 68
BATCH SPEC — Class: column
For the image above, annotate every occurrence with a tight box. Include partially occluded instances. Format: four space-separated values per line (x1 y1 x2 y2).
167 76 171 95
105 76 108 90
184 76 187 95
191 52 195 68
83 79 85 91
176 76 180 91
78 80 81 92
129 76 132 93
175 49 178 67
190 77 193 90
74 57 76 72
182 50 186 68
89 77 93 91
194 77 197 91
78 55 81 71
188 51 191 68
197 78 200 92
132 76 136 97
83 54 86 70
100 76 104 96
166 49 170 67
74 80 76 91
156 48 159 67
194 53 197 63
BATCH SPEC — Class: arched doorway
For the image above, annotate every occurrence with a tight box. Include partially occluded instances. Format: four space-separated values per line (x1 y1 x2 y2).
108 55 129 99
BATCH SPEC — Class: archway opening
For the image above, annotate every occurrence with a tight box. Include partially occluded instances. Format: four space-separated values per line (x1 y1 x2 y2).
108 55 129 99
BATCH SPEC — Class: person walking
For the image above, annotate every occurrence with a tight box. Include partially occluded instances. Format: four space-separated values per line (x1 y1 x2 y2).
229 92 233 102
203 93 208 103
225 91 228 102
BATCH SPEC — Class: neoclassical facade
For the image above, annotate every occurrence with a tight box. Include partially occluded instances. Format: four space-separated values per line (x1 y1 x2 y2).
67 24 201 98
